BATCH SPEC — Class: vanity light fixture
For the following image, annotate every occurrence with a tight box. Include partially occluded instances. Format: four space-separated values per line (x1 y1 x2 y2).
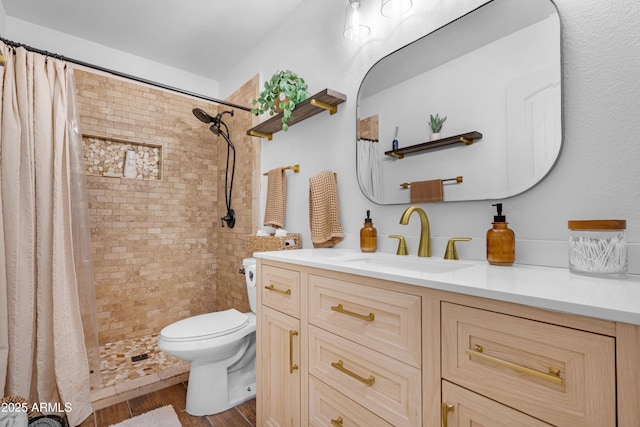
344 0 371 40
381 0 412 17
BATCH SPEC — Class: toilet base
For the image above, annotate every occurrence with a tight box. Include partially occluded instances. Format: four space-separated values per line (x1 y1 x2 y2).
185 334 256 416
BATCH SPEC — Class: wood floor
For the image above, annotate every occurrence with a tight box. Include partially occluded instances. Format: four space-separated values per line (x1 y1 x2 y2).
78 382 256 427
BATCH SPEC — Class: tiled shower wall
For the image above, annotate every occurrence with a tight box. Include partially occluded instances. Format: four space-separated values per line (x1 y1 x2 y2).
75 69 260 344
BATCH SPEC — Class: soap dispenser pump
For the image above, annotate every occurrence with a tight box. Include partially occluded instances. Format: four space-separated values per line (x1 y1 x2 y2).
486 203 515 266
360 210 377 253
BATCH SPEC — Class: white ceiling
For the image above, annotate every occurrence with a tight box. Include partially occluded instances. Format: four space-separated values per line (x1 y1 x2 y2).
1 0 304 81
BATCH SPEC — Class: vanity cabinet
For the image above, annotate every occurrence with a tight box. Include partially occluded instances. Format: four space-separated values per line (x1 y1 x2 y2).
441 380 553 426
441 302 615 426
256 258 640 426
257 264 303 427
307 274 422 426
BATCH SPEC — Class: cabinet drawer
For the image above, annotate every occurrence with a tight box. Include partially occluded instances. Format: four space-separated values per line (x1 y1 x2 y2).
260 264 300 317
309 376 392 427
441 302 615 427
442 380 552 427
309 325 421 427
308 274 421 367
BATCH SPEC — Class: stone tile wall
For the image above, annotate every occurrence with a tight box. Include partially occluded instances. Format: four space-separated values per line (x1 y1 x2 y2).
74 69 259 344
214 76 261 313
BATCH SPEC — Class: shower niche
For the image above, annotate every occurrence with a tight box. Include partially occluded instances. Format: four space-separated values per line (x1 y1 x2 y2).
83 134 162 180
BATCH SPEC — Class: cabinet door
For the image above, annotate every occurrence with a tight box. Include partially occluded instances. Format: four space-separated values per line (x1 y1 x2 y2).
442 381 553 427
441 302 615 426
258 305 300 427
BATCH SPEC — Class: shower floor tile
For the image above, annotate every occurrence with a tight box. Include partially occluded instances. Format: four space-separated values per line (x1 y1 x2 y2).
99 332 189 388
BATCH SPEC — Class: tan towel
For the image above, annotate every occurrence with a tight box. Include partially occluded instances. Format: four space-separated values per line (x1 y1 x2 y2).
410 179 443 203
263 168 287 228
309 170 344 248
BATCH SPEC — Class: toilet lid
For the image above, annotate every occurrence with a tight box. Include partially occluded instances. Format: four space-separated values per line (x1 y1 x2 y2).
160 309 249 342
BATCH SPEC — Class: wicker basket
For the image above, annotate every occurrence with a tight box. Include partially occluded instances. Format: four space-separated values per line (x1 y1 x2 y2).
248 233 301 253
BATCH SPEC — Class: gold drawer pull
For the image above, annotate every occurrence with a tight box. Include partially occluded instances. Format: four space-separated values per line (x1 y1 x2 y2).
289 330 299 374
331 416 343 427
265 283 291 295
331 360 375 386
465 344 563 385
331 303 375 322
441 402 455 427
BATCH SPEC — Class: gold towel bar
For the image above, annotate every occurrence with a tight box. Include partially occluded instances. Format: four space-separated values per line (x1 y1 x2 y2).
331 360 375 386
465 344 563 385
400 176 463 188
263 164 300 176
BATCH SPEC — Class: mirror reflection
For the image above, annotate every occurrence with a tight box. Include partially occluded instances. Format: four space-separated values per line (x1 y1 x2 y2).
356 0 561 204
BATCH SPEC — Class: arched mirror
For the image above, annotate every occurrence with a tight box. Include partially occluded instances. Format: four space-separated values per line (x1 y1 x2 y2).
356 0 561 204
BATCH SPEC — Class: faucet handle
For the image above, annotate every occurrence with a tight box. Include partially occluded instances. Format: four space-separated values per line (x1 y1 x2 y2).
389 235 409 255
444 237 472 260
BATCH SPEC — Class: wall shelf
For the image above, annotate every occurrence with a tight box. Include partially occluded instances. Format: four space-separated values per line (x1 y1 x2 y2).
247 89 347 140
384 131 482 159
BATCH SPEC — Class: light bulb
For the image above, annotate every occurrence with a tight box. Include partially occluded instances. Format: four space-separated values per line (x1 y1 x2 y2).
344 0 371 40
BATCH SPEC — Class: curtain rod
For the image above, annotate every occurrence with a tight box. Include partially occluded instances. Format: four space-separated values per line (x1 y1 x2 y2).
0 37 255 113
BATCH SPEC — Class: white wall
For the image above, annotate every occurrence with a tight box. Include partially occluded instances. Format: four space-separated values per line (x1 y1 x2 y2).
221 0 640 274
3 17 220 99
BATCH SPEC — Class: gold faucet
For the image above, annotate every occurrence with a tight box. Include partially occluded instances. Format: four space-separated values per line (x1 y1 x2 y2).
399 206 431 257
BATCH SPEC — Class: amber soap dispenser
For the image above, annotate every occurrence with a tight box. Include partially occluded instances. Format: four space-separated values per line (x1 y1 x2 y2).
486 203 515 266
360 210 377 252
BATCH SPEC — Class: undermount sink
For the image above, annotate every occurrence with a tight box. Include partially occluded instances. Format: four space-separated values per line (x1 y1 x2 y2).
332 253 473 275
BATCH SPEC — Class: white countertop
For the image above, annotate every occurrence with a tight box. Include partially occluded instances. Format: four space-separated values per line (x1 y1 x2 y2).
254 248 640 326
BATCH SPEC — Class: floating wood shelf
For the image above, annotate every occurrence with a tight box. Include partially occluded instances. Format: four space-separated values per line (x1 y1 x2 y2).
384 131 482 159
247 89 347 140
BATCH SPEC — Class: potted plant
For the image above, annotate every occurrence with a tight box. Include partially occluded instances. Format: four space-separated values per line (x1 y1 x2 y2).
251 70 310 131
429 113 447 140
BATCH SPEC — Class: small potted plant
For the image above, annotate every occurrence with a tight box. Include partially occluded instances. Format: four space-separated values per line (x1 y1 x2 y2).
251 70 310 131
429 113 447 140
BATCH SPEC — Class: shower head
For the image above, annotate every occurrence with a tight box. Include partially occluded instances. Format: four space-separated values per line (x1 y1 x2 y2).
192 108 213 123
192 108 234 125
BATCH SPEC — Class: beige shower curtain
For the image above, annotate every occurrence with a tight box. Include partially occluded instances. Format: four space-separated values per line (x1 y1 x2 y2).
0 44 92 425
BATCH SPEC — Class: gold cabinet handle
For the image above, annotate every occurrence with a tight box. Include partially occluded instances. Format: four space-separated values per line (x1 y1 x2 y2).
289 330 299 374
465 344 563 385
331 360 375 386
330 303 374 322
441 402 455 427
265 283 291 295
330 416 343 427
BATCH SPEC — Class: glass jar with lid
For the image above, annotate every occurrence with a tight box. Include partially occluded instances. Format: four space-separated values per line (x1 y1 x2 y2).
568 219 627 278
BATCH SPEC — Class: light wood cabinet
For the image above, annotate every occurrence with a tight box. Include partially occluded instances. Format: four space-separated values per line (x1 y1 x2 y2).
442 380 553 426
309 374 393 427
256 258 640 426
257 263 303 427
258 305 301 427
441 302 616 426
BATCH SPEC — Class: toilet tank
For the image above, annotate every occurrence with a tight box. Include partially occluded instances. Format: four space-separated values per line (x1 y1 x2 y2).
243 258 257 313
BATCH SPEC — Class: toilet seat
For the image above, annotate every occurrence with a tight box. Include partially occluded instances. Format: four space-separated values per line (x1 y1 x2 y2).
160 309 249 342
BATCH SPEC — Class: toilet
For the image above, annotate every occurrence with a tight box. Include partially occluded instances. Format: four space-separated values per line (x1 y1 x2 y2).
158 257 257 416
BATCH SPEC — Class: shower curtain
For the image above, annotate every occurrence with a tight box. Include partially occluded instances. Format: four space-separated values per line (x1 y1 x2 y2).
0 44 93 426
